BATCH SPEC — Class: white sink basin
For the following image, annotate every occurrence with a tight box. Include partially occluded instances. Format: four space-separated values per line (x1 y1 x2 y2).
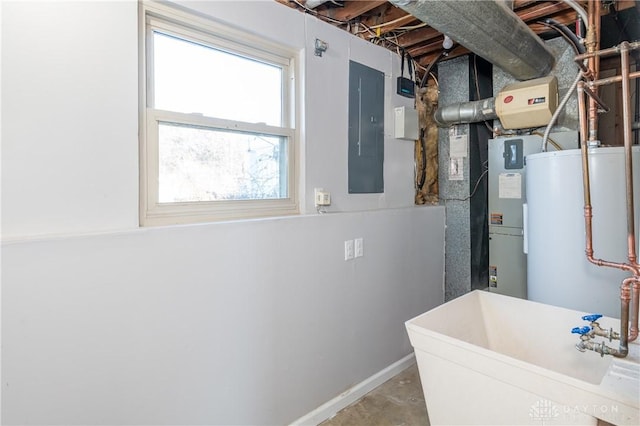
406 290 639 425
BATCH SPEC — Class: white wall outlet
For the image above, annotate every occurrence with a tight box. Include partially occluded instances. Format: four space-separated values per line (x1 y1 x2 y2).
354 238 363 258
344 240 354 261
315 188 331 207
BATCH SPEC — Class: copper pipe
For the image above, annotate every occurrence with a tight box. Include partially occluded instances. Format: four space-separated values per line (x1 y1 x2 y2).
582 85 610 113
576 10 640 359
578 82 590 204
589 71 640 87
588 100 598 141
578 82 637 274
574 40 640 62
586 0 600 142
620 41 640 341
630 279 640 342
593 1 600 81
620 42 637 266
614 279 633 357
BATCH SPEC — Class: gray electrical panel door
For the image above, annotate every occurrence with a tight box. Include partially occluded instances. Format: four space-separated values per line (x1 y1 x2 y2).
348 61 384 193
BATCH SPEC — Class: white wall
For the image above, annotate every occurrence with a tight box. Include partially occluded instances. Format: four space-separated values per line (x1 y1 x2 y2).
2 0 417 239
1 0 139 237
2 208 444 425
1 1 445 424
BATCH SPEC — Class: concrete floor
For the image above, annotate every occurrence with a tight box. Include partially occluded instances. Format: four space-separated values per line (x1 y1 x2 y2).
319 363 430 426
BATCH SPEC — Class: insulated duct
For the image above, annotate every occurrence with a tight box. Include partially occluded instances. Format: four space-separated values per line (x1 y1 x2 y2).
389 0 555 81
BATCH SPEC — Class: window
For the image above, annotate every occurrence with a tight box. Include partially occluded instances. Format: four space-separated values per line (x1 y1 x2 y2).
140 2 298 225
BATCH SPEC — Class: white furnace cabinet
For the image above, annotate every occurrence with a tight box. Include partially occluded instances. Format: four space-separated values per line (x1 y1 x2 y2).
488 132 577 299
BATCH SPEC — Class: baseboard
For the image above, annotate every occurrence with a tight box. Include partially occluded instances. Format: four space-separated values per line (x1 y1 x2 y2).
289 353 416 426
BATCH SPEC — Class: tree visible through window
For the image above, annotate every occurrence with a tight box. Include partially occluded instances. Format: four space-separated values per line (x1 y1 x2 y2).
141 3 297 225
158 123 287 202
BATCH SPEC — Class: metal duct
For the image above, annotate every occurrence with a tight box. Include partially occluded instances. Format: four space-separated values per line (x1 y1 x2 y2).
389 0 555 80
434 98 497 127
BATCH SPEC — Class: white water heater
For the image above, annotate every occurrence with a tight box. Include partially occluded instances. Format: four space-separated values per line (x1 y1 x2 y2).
526 147 640 318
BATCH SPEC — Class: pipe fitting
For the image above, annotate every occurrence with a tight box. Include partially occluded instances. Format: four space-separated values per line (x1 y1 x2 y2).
575 338 624 358
589 322 620 342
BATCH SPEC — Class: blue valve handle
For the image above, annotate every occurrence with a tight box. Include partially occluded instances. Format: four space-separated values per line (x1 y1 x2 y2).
571 326 592 335
582 314 603 322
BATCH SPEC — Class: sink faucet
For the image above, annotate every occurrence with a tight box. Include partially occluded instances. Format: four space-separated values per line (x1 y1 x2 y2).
571 314 623 357
581 314 620 341
572 326 617 356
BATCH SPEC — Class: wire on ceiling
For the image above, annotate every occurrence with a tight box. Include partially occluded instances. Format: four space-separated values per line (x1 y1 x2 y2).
290 0 449 87
291 0 349 25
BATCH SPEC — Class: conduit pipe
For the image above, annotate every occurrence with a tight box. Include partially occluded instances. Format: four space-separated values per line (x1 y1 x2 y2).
563 0 588 27
542 71 583 151
389 0 555 81
541 17 588 152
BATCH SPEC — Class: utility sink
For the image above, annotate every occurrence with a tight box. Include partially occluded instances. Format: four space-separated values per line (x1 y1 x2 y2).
406 290 639 425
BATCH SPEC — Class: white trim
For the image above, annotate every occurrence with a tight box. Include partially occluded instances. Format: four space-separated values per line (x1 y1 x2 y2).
289 353 417 426
143 0 294 62
147 16 291 68
150 109 295 137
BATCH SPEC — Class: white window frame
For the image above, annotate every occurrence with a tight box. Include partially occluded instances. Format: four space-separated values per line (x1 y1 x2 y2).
139 1 299 226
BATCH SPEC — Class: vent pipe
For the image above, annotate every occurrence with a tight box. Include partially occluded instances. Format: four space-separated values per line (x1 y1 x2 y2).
434 98 497 127
389 0 555 81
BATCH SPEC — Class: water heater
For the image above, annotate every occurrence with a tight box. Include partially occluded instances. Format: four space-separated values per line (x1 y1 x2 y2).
526 147 640 317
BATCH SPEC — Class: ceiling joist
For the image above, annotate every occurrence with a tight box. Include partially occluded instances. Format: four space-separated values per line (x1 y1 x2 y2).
276 1 638 77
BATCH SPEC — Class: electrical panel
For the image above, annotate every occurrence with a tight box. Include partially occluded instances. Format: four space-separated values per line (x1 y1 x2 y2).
348 61 384 194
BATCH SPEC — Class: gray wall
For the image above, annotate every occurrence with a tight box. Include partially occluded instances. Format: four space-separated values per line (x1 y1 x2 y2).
1 1 446 424
2 208 445 425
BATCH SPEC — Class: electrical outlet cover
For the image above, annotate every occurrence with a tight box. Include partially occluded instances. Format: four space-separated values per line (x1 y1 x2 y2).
355 238 363 257
344 240 354 261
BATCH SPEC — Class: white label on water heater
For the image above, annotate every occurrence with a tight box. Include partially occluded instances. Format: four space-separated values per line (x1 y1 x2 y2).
498 173 522 199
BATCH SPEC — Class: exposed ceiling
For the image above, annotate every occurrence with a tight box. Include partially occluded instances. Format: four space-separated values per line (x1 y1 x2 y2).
275 0 640 78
